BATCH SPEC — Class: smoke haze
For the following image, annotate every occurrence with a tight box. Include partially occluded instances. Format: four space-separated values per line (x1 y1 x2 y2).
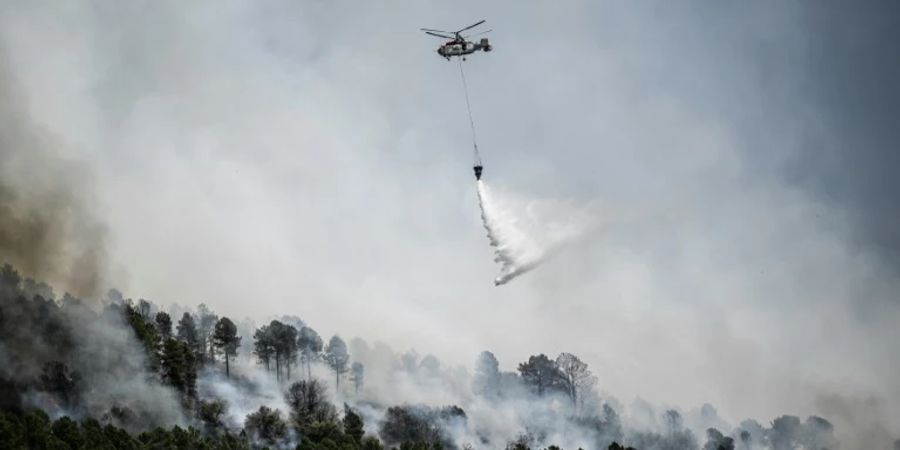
1 0 899 448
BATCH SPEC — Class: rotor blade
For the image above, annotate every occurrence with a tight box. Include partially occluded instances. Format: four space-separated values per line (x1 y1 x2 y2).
456 20 486 33
420 28 454 34
462 29 492 39
424 31 455 39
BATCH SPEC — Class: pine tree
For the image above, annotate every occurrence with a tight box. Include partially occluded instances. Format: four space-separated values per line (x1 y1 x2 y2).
212 317 241 378
297 326 323 380
176 313 200 354
350 362 364 395
155 312 173 339
324 335 350 391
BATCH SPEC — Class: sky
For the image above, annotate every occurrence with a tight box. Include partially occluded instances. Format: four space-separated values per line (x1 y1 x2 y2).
1 0 899 439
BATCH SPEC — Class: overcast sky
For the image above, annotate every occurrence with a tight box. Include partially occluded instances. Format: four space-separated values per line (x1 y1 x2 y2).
1 0 898 437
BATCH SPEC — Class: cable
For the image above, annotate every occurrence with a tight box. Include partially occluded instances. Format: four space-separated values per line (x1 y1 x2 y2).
457 57 482 166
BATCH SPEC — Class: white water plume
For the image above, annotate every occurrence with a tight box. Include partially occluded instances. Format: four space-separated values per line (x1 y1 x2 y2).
476 180 593 285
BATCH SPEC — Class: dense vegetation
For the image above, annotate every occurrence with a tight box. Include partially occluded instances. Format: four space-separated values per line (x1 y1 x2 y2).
0 263 881 450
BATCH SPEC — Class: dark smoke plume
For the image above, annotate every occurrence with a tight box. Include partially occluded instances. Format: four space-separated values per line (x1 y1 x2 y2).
0 55 108 298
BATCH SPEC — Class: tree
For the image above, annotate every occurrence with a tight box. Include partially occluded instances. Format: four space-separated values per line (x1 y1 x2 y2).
0 411 24 449
704 428 735 450
738 430 752 450
285 379 337 426
324 335 350 391
800 416 837 450
38 361 82 409
273 321 299 381
212 317 241 378
253 320 300 382
343 404 364 443
597 404 625 446
735 419 766 449
125 303 161 372
517 354 563 397
0 263 21 293
297 326 323 380
380 406 441 448
244 406 288 448
155 312 173 339
197 398 228 431
280 314 305 330
473 351 501 399
160 338 197 399
556 352 597 412
176 313 199 352
663 409 684 434
650 410 698 450
253 324 276 373
22 278 54 302
361 436 384 450
196 304 218 362
379 405 464 449
349 362 364 394
768 415 801 450
51 416 83 449
21 409 70 449
137 299 152 319
608 443 637 450
253 321 299 382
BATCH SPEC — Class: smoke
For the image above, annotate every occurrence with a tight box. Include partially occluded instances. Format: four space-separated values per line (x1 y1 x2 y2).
0 55 108 299
344 337 852 450
0 2 897 448
0 264 886 449
0 272 186 430
476 180 593 285
197 364 290 430
814 393 897 450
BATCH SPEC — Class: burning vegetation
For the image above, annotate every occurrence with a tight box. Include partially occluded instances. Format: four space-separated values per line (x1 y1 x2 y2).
0 262 876 449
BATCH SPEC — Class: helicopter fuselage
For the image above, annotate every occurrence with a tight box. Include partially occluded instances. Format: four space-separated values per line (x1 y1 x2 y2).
437 38 492 60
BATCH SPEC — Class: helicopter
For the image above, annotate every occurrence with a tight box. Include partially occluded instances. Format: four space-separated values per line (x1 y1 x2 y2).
421 20 492 61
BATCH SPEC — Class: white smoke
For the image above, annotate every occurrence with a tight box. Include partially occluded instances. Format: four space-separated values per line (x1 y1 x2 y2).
476 180 593 285
197 363 290 430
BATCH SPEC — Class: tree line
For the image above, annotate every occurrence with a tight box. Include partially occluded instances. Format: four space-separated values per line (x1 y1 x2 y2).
0 263 866 450
251 320 361 394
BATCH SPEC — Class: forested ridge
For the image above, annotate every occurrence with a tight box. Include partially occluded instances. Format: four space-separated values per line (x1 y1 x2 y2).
0 263 879 450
